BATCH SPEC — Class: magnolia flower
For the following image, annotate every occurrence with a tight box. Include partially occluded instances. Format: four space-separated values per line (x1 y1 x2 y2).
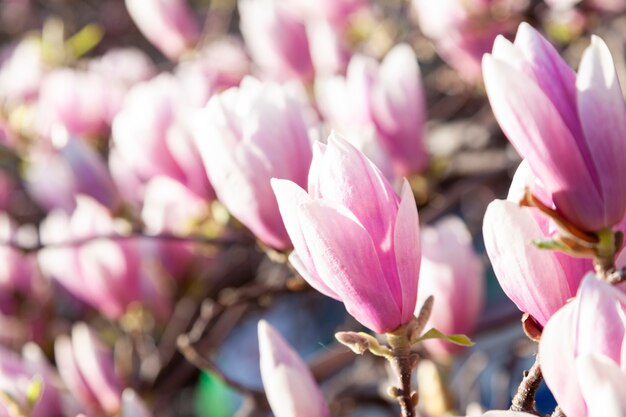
239 0 313 81
111 74 213 205
574 354 626 417
174 38 250 107
282 0 364 25
539 275 626 417
194 76 313 250
483 162 592 327
412 0 518 82
36 69 114 140
0 37 45 105
417 216 484 358
38 197 171 320
54 323 123 416
125 0 199 60
483 23 626 232
272 134 420 333
258 321 329 417
316 44 427 177
25 135 120 213
0 343 62 417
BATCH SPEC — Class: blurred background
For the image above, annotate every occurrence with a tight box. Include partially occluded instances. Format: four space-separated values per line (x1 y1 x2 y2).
0 0 624 416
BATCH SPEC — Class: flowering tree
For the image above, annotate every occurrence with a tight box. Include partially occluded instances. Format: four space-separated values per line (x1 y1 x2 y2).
0 0 623 416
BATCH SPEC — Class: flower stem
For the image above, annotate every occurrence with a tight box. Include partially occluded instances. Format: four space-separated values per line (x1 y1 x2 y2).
387 330 419 417
389 348 419 417
594 228 617 279
510 354 542 416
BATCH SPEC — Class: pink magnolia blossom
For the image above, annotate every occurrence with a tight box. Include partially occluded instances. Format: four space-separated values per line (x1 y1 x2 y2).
282 0 364 25
305 18 350 77
38 197 171 320
0 344 62 417
483 23 626 232
574 354 626 417
272 134 421 334
417 216 484 358
239 0 314 81
36 69 119 140
316 44 427 177
88 47 156 89
539 276 626 417
125 0 199 60
111 74 214 205
194 76 313 250
483 161 592 326
54 323 123 416
175 39 250 107
258 321 329 417
25 135 119 213
141 176 210 236
0 37 45 105
412 0 518 82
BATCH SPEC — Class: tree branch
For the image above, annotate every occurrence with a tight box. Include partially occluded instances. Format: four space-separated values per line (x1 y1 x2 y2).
510 354 542 416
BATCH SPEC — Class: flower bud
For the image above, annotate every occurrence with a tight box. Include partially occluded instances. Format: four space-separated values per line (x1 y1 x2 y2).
239 0 313 81
111 74 214 205
539 275 626 417
54 323 122 416
483 23 626 232
125 0 199 60
272 134 421 333
417 216 484 359
195 76 313 249
38 197 170 320
316 44 427 177
258 320 329 417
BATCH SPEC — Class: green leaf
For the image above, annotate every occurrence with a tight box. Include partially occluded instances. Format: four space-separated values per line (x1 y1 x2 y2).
417 328 474 347
66 24 104 59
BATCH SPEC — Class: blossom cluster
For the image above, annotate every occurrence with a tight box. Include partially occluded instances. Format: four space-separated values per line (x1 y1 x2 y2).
0 0 623 417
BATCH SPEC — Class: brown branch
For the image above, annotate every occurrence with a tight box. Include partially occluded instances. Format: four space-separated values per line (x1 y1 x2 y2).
388 348 419 417
2 232 250 253
510 354 542 416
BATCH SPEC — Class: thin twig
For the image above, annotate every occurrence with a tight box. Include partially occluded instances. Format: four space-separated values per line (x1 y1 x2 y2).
510 355 542 416
3 232 249 253
389 348 419 417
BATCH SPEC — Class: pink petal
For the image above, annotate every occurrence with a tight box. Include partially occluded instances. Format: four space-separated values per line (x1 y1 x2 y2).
298 200 401 333
71 324 122 415
316 134 401 304
512 23 582 139
576 354 626 417
576 35 626 228
370 44 427 175
258 321 329 417
483 54 603 231
575 277 626 363
539 301 585 417
483 200 580 325
271 178 339 299
54 335 97 413
393 179 421 323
